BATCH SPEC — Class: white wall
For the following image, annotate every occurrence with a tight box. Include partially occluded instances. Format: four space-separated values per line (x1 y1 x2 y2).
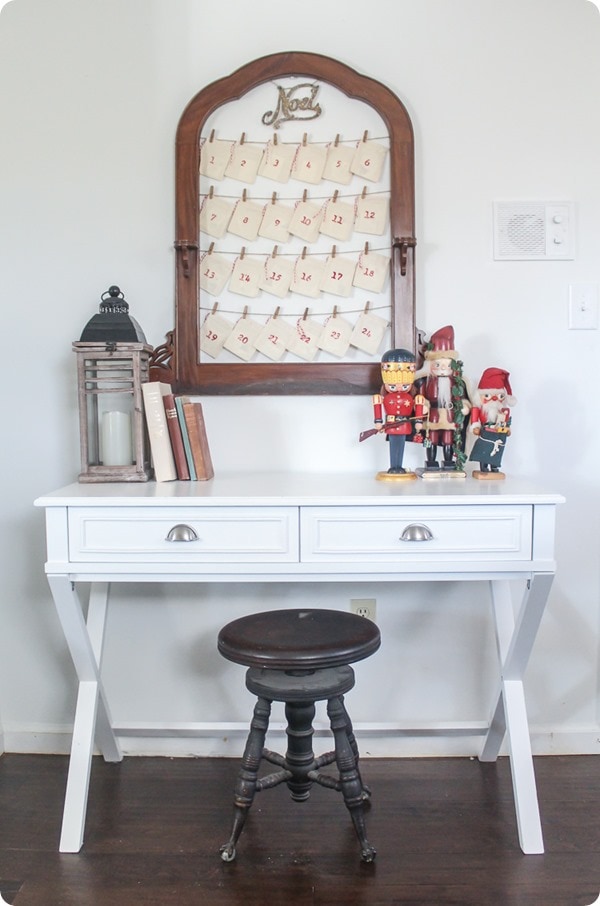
1 0 599 756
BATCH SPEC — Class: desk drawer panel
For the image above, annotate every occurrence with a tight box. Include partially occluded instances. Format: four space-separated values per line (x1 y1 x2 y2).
301 505 532 563
68 507 299 563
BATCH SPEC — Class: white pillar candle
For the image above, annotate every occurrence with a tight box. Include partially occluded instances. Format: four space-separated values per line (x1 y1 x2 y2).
101 411 132 466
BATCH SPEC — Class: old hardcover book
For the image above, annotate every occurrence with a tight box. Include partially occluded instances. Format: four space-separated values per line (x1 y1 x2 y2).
181 399 214 481
163 393 190 480
141 382 177 482
174 396 197 480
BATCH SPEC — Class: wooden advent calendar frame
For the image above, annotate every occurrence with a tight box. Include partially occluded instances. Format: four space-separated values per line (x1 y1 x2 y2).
153 52 416 395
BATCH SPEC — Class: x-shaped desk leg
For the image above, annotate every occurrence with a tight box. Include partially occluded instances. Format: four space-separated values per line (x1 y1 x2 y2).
48 577 122 852
480 574 554 854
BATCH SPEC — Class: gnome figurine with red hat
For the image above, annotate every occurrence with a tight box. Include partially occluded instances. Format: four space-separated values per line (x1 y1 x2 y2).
413 325 471 475
469 367 516 479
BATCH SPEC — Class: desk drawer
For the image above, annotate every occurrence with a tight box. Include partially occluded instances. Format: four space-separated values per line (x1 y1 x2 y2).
68 507 299 563
301 505 532 563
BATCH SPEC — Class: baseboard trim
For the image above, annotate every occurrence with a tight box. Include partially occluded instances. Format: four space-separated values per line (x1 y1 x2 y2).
3 723 600 758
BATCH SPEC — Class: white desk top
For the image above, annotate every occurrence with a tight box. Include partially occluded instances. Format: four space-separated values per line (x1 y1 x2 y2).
35 472 565 508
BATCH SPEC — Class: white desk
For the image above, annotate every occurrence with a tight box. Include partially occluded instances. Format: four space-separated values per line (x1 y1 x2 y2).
35 472 563 854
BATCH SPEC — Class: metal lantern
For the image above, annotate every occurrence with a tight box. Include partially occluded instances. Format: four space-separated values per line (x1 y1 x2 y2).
74 286 152 482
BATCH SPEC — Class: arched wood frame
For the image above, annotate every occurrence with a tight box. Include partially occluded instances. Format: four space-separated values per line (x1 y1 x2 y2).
170 52 416 395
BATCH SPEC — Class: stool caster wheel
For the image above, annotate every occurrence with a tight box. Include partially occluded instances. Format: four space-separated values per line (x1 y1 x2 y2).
220 843 236 862
361 844 377 863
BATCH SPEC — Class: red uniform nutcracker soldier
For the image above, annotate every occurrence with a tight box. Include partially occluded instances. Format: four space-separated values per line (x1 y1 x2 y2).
360 348 425 481
413 325 471 475
469 367 516 480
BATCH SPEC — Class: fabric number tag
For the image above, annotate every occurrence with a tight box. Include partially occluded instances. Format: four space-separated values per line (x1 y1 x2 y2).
258 140 297 183
354 193 389 236
291 143 327 185
254 316 295 361
288 200 324 242
290 255 326 299
352 251 390 293
261 255 294 298
317 313 354 357
322 143 355 185
199 139 233 181
287 316 324 362
349 311 390 354
258 201 293 242
199 251 232 297
350 140 388 182
200 194 235 239
229 255 264 298
224 142 264 184
223 316 263 361
227 198 264 241
319 255 356 297
319 198 356 241
200 311 234 358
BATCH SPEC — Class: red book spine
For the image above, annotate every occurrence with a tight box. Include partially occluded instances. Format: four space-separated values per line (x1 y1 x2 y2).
163 393 190 480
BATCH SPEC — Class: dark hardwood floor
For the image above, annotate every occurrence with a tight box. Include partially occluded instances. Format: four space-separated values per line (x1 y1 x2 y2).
0 753 599 905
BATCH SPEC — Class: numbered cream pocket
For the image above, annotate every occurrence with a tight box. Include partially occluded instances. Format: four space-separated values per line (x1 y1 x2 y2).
352 251 390 293
349 310 390 355
291 143 327 185
224 141 264 184
229 254 264 298
227 198 264 241
200 311 234 358
223 315 263 361
199 251 232 297
317 313 354 357
287 316 323 362
254 316 296 361
258 140 297 183
319 254 356 298
199 139 233 181
288 200 324 242
258 201 293 243
354 193 389 236
290 255 326 299
200 194 235 239
322 143 355 185
350 140 388 183
319 197 356 241
260 254 294 299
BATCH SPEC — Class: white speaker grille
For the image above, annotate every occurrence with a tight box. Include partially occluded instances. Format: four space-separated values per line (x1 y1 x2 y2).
493 201 574 260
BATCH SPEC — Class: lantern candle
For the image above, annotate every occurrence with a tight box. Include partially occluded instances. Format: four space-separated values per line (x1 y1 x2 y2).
101 410 132 466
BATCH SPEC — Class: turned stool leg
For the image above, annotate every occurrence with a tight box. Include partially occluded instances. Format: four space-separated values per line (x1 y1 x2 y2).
327 695 376 863
284 699 316 801
220 696 272 862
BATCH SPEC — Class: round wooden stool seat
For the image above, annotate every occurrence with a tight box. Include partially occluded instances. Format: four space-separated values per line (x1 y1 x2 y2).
217 608 380 865
217 607 381 670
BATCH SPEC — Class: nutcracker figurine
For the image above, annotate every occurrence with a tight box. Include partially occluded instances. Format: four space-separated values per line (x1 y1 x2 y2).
412 325 470 476
469 367 516 479
361 348 425 481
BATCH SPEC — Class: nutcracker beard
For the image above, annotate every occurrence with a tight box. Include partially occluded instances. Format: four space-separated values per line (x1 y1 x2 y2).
481 397 504 426
437 375 452 409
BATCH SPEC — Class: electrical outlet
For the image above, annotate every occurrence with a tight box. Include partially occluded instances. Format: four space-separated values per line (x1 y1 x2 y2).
350 598 377 622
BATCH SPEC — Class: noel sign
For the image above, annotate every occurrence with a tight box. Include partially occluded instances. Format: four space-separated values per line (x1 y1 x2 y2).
262 83 322 130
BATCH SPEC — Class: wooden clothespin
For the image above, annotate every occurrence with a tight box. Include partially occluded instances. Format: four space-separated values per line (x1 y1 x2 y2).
362 130 368 143
240 246 246 260
242 188 247 203
301 246 307 260
272 245 278 258
240 132 246 145
303 307 309 321
302 132 307 146
211 301 219 314
242 305 248 319
331 245 337 259
273 306 280 320
208 242 215 255
332 190 339 204
209 129 215 143
334 133 340 147
302 189 308 203
271 191 277 205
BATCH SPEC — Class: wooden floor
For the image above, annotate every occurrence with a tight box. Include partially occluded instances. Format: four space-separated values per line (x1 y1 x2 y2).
0 753 599 905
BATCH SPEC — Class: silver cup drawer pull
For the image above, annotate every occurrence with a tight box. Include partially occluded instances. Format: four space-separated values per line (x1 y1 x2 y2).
400 523 434 542
166 524 199 543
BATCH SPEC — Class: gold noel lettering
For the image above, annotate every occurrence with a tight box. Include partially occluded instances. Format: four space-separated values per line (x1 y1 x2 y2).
262 83 322 129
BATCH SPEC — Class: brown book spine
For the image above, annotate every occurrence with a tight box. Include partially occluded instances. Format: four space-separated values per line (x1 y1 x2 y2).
182 401 214 481
163 393 190 480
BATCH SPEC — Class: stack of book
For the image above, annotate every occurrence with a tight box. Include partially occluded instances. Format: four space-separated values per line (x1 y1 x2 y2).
141 382 214 482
